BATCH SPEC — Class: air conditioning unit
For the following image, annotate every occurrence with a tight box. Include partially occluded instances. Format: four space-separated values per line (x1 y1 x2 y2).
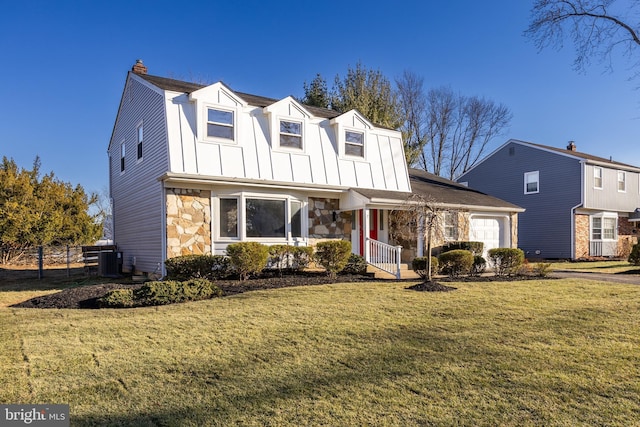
98 251 123 277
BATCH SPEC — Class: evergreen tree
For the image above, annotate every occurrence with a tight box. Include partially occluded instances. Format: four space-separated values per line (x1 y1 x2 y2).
302 73 330 108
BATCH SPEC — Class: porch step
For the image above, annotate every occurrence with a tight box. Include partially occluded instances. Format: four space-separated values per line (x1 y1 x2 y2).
366 263 420 280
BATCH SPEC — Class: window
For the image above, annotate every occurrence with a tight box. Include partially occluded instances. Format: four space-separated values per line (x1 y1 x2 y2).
444 211 458 241
593 167 602 189
136 123 143 160
345 130 364 157
291 201 302 238
219 198 238 238
592 216 617 240
618 171 626 192
246 199 287 238
120 142 125 172
207 108 234 140
279 120 302 149
524 171 539 194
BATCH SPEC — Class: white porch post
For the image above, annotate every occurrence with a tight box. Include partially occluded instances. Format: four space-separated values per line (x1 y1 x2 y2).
416 213 425 257
364 208 371 263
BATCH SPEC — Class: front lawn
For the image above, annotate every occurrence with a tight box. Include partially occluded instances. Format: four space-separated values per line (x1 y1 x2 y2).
2 279 639 426
550 260 638 274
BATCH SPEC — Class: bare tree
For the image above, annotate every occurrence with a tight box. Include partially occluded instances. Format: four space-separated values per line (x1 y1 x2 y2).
525 0 640 76
396 70 428 166
412 87 511 180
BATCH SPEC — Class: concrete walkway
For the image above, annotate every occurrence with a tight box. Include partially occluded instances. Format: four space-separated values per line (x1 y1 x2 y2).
552 269 640 285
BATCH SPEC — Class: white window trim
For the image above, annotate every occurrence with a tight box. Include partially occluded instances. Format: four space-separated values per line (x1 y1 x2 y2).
524 170 539 194
214 192 307 242
593 166 602 190
119 140 126 174
617 170 626 193
590 212 618 241
136 120 144 163
203 105 237 144
344 128 366 158
277 118 304 151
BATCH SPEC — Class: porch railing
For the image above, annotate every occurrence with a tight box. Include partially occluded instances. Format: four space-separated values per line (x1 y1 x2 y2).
366 238 402 279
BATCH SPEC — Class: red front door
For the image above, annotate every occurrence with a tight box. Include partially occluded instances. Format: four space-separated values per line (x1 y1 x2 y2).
358 209 378 256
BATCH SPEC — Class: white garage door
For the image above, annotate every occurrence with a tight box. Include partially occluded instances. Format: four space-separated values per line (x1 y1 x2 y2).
470 216 503 256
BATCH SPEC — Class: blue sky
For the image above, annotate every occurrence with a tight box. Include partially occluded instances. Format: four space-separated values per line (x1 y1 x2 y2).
1 0 638 195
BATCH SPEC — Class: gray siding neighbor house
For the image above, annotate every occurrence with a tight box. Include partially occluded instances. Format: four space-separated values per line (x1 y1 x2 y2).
457 139 640 260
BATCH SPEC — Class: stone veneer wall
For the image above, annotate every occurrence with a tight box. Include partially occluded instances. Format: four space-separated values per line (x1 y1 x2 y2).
307 198 351 246
166 189 211 258
618 216 638 259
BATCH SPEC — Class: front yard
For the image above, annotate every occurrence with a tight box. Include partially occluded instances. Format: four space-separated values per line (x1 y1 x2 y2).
1 275 639 426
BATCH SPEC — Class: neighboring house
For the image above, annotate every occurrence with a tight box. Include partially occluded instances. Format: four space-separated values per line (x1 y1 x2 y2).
108 61 521 277
457 139 640 260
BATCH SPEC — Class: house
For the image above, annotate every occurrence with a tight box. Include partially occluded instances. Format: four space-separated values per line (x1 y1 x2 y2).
108 61 522 278
457 139 640 260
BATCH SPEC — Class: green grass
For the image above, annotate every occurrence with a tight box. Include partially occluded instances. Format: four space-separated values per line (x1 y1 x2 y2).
549 260 639 274
2 279 640 426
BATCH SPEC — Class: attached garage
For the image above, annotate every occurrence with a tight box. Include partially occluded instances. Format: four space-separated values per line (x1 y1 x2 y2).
470 215 510 257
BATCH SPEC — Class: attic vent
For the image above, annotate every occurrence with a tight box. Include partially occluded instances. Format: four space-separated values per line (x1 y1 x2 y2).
509 146 515 156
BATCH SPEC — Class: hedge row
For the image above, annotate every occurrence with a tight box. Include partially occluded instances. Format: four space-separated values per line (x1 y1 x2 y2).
98 279 223 308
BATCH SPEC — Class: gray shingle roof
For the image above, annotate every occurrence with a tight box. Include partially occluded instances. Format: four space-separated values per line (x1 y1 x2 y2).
136 73 339 119
518 140 639 170
354 169 522 210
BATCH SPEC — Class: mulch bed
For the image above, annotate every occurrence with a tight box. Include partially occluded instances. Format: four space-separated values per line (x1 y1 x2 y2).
11 272 550 309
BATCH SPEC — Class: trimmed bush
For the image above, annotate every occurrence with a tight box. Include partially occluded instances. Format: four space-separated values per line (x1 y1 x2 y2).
438 250 474 278
134 279 222 306
314 240 352 278
165 254 231 280
226 242 270 280
442 241 484 256
629 243 640 266
488 248 525 277
341 253 368 275
98 288 134 308
470 255 487 276
411 256 439 279
97 279 222 308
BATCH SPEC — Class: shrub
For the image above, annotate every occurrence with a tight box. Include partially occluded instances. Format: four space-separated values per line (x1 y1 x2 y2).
314 240 352 278
470 255 486 276
442 241 484 256
438 250 474 278
629 243 640 266
134 279 222 306
98 288 134 308
292 246 314 270
341 253 368 275
533 262 553 277
226 242 270 280
164 254 231 280
488 248 525 277
411 256 439 279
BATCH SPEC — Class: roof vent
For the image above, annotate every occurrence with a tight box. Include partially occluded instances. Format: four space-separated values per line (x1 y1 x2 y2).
132 59 148 75
566 141 576 151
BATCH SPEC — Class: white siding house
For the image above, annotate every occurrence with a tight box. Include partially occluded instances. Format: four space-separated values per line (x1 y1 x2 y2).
108 61 522 277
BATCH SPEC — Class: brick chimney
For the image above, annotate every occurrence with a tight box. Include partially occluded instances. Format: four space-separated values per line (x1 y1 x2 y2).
566 141 576 151
132 59 148 75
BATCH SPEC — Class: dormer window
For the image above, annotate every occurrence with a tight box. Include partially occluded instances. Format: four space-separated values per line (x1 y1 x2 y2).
207 108 234 140
345 130 364 157
279 120 302 149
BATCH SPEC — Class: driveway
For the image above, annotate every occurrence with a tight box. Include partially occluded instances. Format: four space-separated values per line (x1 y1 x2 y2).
552 270 640 285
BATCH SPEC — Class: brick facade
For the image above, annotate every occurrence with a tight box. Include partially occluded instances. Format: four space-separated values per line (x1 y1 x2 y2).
574 214 590 259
